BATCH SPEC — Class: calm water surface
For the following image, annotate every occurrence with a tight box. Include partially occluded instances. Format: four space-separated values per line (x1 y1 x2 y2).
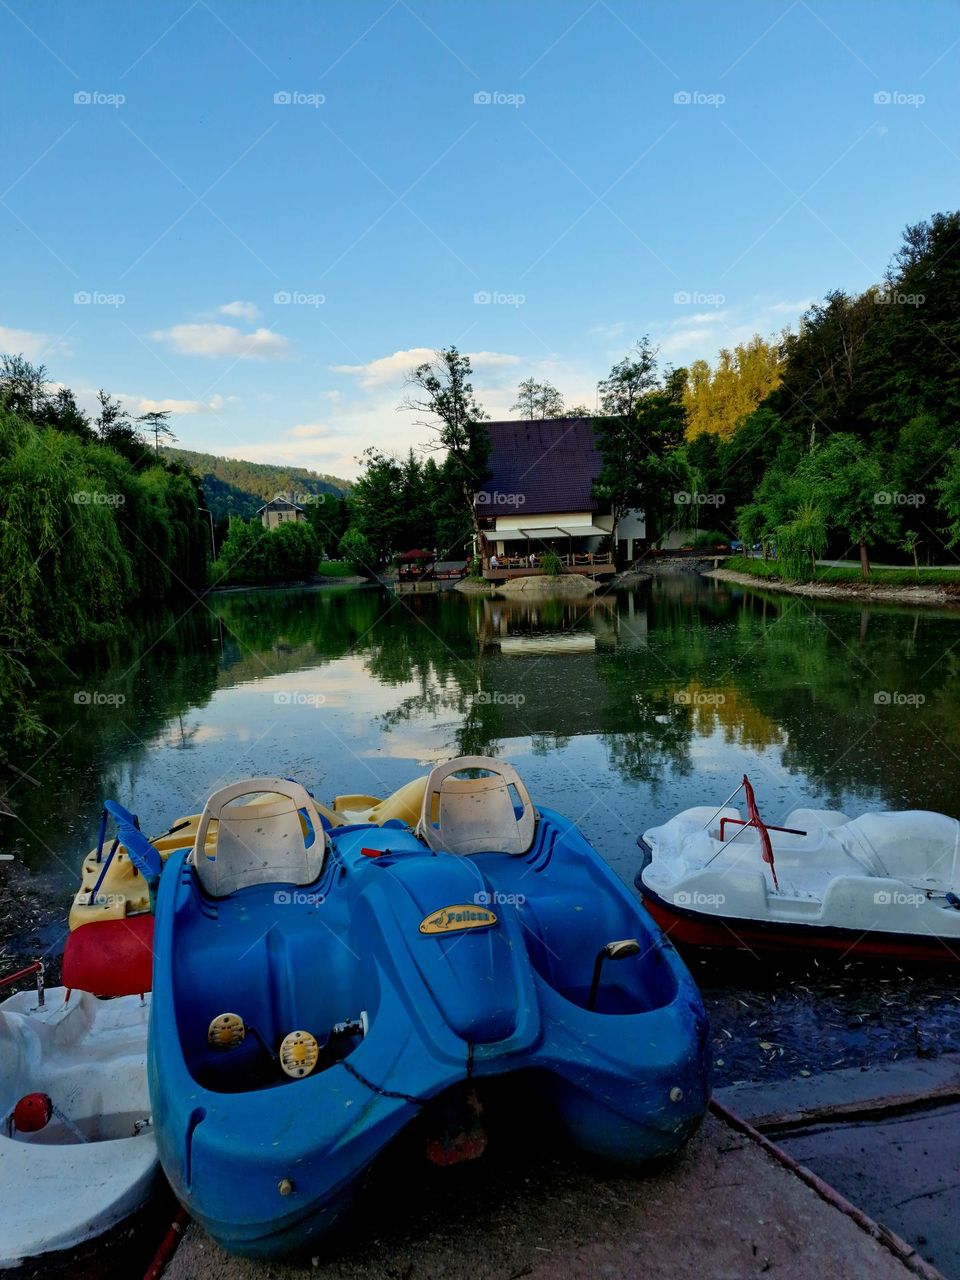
6 573 960 1080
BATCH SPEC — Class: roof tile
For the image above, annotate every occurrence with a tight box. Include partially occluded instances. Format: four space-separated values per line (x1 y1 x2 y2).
479 418 601 516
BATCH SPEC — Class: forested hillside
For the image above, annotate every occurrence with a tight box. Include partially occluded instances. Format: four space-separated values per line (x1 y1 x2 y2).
681 211 960 576
163 448 350 522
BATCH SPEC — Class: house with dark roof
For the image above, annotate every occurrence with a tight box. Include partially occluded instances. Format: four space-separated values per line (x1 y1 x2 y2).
475 418 645 579
258 497 306 530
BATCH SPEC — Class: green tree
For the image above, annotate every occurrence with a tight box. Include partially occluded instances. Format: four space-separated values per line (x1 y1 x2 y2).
305 493 350 558
776 495 828 580
512 378 565 419
339 526 375 574
95 390 145 461
347 449 406 565
598 336 659 417
593 349 689 542
401 346 489 546
801 435 895 578
936 450 960 548
137 409 177 455
684 336 784 441
901 529 921 580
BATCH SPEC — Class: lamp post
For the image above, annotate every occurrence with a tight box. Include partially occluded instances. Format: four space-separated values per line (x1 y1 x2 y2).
198 507 216 562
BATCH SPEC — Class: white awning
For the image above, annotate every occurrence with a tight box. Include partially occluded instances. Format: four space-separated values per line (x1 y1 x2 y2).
500 635 596 655
493 524 610 540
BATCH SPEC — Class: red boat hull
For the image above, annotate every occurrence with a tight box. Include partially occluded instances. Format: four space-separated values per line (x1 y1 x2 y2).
640 890 960 964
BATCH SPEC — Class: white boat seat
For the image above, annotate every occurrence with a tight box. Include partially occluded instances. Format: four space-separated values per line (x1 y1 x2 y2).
834 811 960 885
191 778 326 898
784 809 850 832
417 756 537 856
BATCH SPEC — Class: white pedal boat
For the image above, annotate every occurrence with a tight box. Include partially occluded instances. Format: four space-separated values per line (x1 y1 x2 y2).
0 972 157 1267
636 776 960 961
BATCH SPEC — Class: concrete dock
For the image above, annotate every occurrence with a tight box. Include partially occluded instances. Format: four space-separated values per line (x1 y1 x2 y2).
717 1053 960 1280
164 1103 939 1280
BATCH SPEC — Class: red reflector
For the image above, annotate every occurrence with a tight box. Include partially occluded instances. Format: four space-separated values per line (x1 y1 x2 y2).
13 1092 52 1132
425 1130 488 1167
360 847 383 858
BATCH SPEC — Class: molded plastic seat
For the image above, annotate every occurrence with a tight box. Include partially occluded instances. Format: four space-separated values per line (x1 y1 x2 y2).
191 778 326 897
334 775 428 827
835 810 960 885
417 756 536 856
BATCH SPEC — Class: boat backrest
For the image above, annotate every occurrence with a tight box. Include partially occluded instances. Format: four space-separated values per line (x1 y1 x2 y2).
417 756 536 856
335 774 428 827
834 810 960 885
191 778 326 897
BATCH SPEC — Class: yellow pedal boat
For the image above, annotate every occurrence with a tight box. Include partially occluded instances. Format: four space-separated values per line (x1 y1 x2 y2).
69 777 428 929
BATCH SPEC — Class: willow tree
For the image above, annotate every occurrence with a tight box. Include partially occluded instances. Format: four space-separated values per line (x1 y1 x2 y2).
776 497 828 580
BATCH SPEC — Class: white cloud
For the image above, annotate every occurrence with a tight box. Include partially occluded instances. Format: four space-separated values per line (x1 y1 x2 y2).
287 423 330 439
659 327 717 357
331 347 523 390
588 321 626 339
0 324 69 362
152 323 291 360
687 310 729 325
218 441 359 474
330 347 436 388
137 394 227 414
654 295 813 364
219 300 259 321
471 351 526 372
767 298 813 315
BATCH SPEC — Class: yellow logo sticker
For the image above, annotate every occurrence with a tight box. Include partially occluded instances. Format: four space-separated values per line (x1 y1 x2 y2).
419 904 498 935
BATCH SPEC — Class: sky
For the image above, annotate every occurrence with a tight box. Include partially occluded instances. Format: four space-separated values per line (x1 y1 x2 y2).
2 0 958 480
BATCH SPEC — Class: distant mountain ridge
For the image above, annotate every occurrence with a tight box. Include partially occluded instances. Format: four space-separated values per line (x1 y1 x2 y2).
164 447 351 522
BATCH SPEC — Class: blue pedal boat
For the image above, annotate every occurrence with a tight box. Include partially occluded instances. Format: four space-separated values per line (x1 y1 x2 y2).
147 758 710 1258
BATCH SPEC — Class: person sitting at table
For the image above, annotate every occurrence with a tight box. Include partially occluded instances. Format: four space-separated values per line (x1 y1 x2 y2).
528 552 537 567
490 553 500 569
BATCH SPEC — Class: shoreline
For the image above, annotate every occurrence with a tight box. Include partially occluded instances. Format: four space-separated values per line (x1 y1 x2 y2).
707 566 960 609
207 575 371 594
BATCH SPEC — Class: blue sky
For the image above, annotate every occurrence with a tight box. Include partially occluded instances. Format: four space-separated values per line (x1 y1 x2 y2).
2 0 958 479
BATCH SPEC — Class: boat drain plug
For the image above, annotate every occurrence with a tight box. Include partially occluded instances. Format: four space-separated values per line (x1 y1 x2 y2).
670 1087 683 1103
278 1178 295 1196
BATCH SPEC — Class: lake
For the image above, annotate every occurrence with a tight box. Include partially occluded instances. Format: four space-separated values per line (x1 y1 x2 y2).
5 572 959 1081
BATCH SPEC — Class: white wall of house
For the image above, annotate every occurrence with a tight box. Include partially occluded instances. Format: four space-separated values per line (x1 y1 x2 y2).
492 510 598 531
615 508 646 560
261 506 306 530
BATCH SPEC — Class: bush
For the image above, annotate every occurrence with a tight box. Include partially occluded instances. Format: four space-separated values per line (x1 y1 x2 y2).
691 529 729 549
215 518 318 585
338 526 375 575
540 551 563 576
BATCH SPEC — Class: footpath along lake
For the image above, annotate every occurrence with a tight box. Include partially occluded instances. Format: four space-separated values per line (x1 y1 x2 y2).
3 572 959 1084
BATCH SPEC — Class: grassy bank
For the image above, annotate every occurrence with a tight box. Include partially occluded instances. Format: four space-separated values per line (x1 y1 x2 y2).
725 555 960 587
